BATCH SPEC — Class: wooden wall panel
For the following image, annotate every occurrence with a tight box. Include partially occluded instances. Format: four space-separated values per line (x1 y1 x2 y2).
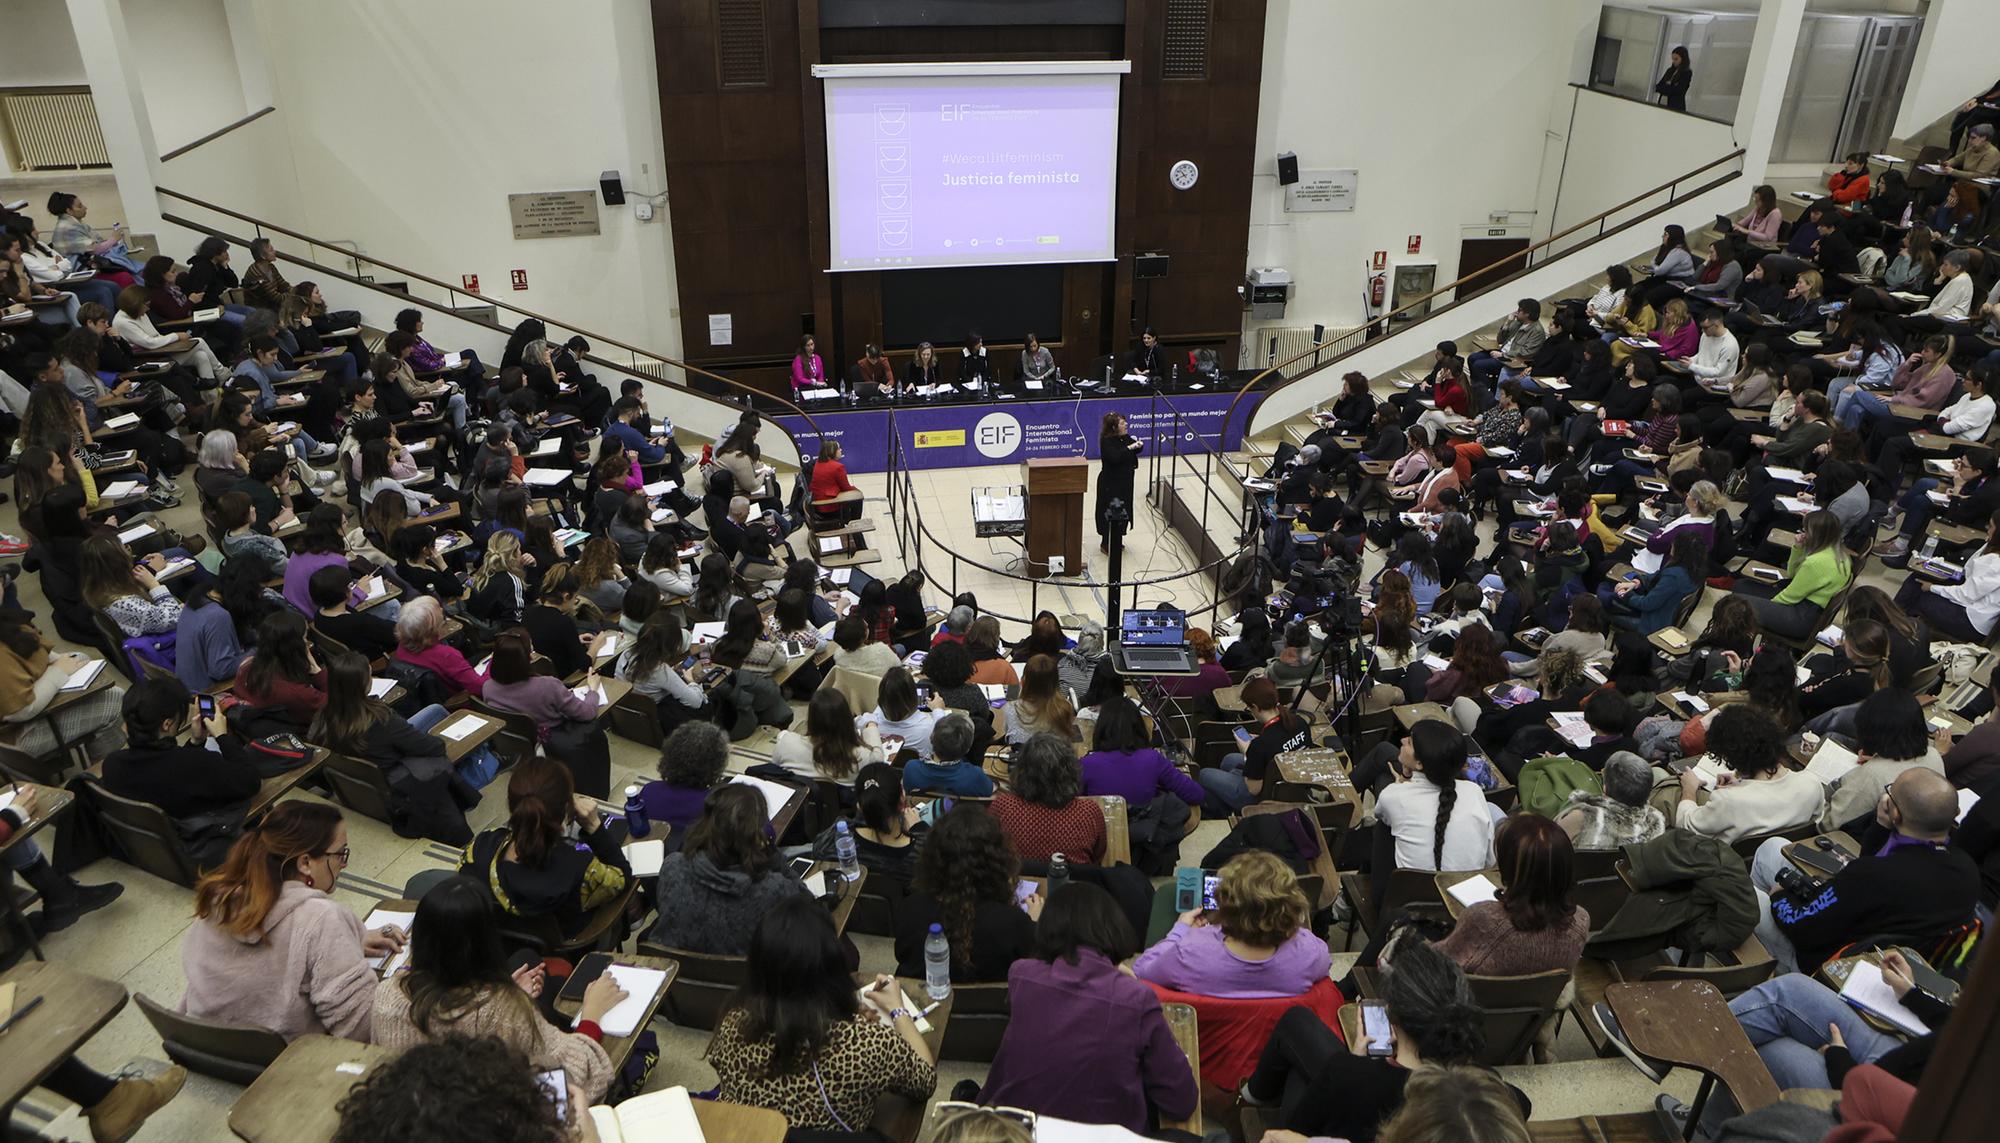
652 0 1265 387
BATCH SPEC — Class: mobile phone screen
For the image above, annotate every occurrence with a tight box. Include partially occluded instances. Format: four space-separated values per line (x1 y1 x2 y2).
197 694 217 719
537 1068 568 1120
788 856 816 879
1361 1001 1394 1055
1201 874 1221 912
1233 727 1253 748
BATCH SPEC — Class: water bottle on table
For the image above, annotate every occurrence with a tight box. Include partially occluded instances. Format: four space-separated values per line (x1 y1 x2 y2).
924 923 952 1001
833 820 861 881
1047 853 1069 897
622 784 649 839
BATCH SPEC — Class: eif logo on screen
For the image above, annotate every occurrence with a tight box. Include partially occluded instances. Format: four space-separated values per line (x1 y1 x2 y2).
942 104 971 121
974 412 1022 459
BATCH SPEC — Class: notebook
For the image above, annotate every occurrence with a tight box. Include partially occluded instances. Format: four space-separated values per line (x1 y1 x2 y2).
1804 739 1861 785
367 678 396 699
362 908 416 977
1838 961 1928 1036
588 965 670 1037
587 1086 705 1143
727 774 796 822
624 839 665 878
1446 874 1500 909
58 659 107 692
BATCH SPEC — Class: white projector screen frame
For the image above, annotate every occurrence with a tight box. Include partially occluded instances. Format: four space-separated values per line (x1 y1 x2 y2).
812 61 1131 273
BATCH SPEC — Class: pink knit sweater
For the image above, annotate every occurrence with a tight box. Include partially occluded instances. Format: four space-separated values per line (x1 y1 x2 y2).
179 881 377 1041
371 979 614 1102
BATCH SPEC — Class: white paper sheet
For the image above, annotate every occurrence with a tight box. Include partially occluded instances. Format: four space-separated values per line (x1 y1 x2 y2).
727 773 796 821
592 965 668 1038
367 678 396 699
624 839 665 877
1446 874 1500 908
438 715 483 741
58 659 106 692
1839 960 1928 1037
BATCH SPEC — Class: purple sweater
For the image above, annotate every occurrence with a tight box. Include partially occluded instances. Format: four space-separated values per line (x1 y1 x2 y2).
1131 921 1331 999
980 950 1198 1132
282 552 353 616
1080 749 1204 807
482 676 600 732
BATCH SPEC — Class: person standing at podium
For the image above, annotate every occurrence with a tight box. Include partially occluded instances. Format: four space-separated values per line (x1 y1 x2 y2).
905 341 941 393
1097 412 1143 553
1021 333 1057 385
790 335 826 393
1130 328 1162 378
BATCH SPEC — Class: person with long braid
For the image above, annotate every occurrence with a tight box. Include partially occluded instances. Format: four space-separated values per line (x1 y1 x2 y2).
1371 720 1495 897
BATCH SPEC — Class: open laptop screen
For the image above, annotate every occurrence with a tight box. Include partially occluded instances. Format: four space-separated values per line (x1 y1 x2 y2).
1120 609 1187 646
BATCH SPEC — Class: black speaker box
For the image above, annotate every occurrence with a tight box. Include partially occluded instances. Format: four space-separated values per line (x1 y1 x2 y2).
1276 151 1299 186
1134 252 1171 280
599 170 625 206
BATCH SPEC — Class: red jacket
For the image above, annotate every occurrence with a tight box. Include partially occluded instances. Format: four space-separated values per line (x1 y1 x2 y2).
1434 374 1469 416
810 458 858 501
1143 977 1345 1092
1827 170 1870 205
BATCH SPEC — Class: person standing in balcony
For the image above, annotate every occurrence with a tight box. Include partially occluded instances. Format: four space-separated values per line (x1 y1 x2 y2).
1653 46 1692 112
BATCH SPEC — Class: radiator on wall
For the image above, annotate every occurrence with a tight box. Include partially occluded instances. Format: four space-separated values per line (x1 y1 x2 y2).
1249 325 1367 377
0 89 111 171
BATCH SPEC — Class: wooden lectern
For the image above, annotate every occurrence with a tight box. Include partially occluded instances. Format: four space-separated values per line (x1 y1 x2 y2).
1023 457 1088 580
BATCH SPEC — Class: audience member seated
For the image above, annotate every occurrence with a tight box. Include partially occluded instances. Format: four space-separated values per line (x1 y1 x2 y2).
1134 851 1329 999
1674 703 1820 844
391 596 489 698
965 616 1021 686
997 653 1079 748
812 762 930 882
0 605 123 760
900 709 994 797
1080 695 1206 810
326 1036 573 1143
233 610 329 728
649 782 813 954
976 883 1198 1133
831 613 903 676
1752 768 1978 974
865 665 941 762
1371 720 1498 894
710 897 937 1132
456 756 631 941
1555 752 1666 850
310 651 475 845
1436 814 1589 976
1197 676 1314 815
1819 689 1946 832
772 687 884 786
634 721 731 845
180 802 403 1040
1243 937 1503 1143
992 732 1108 866
308 564 397 658
370 875 618 1105
480 629 609 797
896 805 1039 983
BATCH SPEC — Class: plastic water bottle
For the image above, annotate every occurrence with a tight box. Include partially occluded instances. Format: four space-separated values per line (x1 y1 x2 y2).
1047 854 1070 898
924 923 952 1000
833 821 861 882
622 785 649 839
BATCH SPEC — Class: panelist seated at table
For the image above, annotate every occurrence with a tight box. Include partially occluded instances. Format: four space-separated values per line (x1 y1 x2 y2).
905 341 943 392
960 332 991 387
1021 332 1057 385
790 334 827 394
1129 327 1163 377
180 802 406 1041
853 343 895 396
371 876 623 1104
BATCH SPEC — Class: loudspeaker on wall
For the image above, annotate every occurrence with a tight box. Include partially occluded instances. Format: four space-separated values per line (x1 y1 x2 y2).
1134 252 1171 280
1276 151 1299 186
599 170 626 206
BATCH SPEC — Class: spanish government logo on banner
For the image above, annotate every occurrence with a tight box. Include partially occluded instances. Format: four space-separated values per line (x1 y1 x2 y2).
913 430 966 448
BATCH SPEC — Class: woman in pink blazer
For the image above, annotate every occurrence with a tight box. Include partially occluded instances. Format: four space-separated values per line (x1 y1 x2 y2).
790 335 826 392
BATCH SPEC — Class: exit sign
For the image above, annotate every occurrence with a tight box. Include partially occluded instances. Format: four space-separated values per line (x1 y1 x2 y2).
1488 228 1508 236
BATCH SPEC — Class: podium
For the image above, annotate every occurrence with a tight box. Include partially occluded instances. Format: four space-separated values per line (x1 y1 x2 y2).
1023 457 1088 579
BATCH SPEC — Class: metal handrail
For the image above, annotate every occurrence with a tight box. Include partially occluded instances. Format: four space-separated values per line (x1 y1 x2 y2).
1220 147 1749 434
154 186 822 431
878 403 1252 632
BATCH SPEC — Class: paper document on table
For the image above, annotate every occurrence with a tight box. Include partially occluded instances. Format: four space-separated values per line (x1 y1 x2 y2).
727 773 797 822
523 467 572 485
1776 496 1814 515
1763 466 1807 483
1839 961 1929 1037
858 983 935 1035
531 437 562 457
691 621 727 643
1804 739 1861 785
587 1086 706 1143
1959 788 1980 824
1550 711 1595 749
117 523 155 543
818 536 845 554
103 413 141 430
438 715 483 741
58 658 107 692
591 965 668 1037
572 684 608 704
101 480 143 499
1446 874 1500 909
624 839 665 877
827 567 853 585
642 480 678 497
367 677 396 699
362 908 417 975
1671 691 1711 713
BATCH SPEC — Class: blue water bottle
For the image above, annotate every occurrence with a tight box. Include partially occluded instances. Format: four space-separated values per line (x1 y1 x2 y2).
623 784 650 839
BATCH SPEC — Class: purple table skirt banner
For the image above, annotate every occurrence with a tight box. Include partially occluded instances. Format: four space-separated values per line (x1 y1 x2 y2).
774 391 1263 473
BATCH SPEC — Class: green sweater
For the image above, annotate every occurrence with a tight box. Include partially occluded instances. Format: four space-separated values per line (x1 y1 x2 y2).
1775 545 1850 606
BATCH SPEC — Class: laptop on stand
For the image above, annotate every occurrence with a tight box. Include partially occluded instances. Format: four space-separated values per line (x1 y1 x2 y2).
1110 608 1196 673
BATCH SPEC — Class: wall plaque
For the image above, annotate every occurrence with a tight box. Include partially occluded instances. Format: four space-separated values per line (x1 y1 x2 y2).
508 191 602 239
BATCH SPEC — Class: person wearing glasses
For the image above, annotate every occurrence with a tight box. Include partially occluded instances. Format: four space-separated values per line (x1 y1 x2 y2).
179 801 407 1040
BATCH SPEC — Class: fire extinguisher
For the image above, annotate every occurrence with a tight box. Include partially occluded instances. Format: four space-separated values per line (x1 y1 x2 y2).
1369 272 1387 308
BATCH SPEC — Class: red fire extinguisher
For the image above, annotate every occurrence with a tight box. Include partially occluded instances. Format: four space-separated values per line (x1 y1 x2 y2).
1368 271 1387 309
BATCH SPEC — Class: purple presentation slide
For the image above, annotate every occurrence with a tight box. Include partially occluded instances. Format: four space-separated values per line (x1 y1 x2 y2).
823 73 1121 271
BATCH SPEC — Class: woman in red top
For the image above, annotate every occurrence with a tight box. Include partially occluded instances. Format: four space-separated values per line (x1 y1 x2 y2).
992 732 1107 866
1826 152 1871 205
1432 359 1470 417
232 611 329 727
808 440 863 524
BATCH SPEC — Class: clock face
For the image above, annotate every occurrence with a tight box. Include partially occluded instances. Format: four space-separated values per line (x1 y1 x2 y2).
1170 160 1199 190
